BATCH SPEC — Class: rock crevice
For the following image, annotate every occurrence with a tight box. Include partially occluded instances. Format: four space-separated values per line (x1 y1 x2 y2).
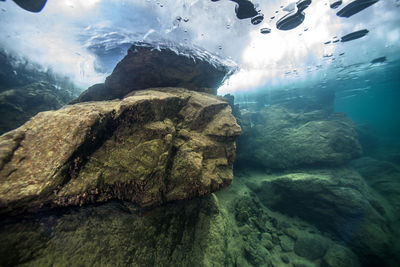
0 88 241 217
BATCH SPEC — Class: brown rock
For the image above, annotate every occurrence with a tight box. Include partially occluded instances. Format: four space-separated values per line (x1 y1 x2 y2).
0 88 241 216
73 42 237 103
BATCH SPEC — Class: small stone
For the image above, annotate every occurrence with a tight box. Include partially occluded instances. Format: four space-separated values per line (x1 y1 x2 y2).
322 244 360 267
280 235 294 252
261 232 275 249
236 209 249 223
272 233 280 244
281 254 290 263
263 240 275 250
261 232 272 241
293 260 315 267
294 233 330 260
284 228 298 240
239 225 253 236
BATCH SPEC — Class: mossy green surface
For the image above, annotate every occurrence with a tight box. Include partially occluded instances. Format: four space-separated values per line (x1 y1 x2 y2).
0 194 234 267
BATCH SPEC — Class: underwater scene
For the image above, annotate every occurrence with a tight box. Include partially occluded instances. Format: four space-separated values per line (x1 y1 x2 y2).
0 0 399 266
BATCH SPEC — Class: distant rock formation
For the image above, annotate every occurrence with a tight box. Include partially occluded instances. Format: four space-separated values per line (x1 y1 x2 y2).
236 95 362 169
0 88 241 216
0 82 73 134
72 42 237 103
0 50 78 134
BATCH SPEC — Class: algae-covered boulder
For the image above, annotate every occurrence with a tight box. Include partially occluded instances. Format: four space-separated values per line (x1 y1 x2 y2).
294 233 331 260
0 88 241 216
248 168 394 265
0 194 237 266
321 244 360 267
73 42 237 103
236 103 362 169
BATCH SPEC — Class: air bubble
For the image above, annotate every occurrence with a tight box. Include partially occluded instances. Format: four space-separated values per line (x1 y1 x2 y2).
260 28 271 34
251 14 264 25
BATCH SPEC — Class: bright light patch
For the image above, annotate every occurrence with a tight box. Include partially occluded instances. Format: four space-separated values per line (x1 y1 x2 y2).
220 0 343 94
0 0 399 92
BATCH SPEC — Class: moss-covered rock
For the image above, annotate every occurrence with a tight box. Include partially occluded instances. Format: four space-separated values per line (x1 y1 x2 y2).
248 167 396 266
0 88 241 216
321 244 360 267
236 104 362 170
294 233 330 260
0 194 238 266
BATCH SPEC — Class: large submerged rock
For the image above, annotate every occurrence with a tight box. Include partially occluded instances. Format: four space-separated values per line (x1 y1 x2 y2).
247 167 395 265
0 194 237 267
73 42 236 103
0 88 241 216
237 101 362 169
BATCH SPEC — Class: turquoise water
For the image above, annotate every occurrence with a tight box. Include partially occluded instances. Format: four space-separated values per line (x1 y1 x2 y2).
334 61 400 141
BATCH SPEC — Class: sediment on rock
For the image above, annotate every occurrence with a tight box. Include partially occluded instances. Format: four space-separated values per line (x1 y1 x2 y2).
0 88 241 217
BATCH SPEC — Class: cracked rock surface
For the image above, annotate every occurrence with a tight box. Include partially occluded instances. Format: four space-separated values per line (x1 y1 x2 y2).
0 88 241 216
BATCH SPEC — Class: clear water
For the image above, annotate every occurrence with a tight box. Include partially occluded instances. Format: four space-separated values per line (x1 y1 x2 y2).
1 0 400 266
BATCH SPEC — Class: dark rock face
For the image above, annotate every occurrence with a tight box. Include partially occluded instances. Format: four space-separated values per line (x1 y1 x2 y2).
294 233 330 260
0 194 234 266
0 88 241 216
321 244 360 267
73 42 237 103
236 103 362 169
0 82 73 134
350 157 400 217
248 168 395 266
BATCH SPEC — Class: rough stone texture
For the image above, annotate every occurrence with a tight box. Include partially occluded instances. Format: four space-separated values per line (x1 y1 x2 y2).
321 244 360 267
0 194 238 267
236 103 362 169
0 88 241 216
248 167 396 266
73 42 236 103
0 82 73 135
350 157 400 213
280 235 294 252
294 233 330 260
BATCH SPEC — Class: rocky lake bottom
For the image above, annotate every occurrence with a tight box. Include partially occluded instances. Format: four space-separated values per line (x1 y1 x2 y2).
1 42 400 266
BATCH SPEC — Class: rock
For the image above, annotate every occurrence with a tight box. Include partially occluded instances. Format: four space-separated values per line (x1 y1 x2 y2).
281 254 290 263
0 88 241 216
73 42 237 103
294 233 330 260
271 233 280 245
280 235 294 252
262 239 275 250
236 103 362 169
293 260 317 267
243 242 270 266
354 123 379 155
0 82 73 135
350 157 400 181
284 227 298 240
261 232 275 250
0 193 239 266
251 167 395 265
350 157 400 217
321 244 360 267
234 195 264 228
